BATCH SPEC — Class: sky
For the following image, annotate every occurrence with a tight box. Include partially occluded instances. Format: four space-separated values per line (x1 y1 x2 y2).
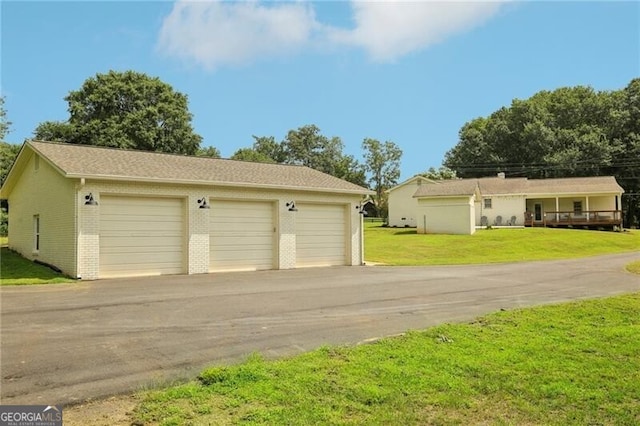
2 1 639 181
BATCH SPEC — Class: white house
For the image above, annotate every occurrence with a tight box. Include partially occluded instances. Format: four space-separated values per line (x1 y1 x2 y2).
387 176 436 227
0 141 373 279
410 174 624 235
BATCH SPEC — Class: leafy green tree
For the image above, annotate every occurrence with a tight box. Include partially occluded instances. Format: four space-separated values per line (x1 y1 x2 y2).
230 148 275 163
421 166 457 180
0 98 20 186
282 125 345 175
252 136 286 163
33 70 205 155
196 146 221 158
0 96 18 234
443 79 640 227
33 121 75 142
362 138 402 218
0 96 11 140
0 142 21 185
335 154 367 187
240 126 367 186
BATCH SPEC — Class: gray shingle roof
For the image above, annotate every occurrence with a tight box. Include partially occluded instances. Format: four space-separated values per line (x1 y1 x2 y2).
414 175 623 198
28 141 372 194
478 177 529 195
525 176 623 194
413 179 479 197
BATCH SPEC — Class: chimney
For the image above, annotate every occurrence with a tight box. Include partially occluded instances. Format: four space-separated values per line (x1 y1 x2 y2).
497 172 506 179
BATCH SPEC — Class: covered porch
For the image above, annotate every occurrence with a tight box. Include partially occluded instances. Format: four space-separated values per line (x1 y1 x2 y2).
525 194 623 229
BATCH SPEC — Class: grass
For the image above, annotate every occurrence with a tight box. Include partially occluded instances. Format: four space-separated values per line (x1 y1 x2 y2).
0 247 73 285
132 293 640 425
365 223 640 265
627 260 640 275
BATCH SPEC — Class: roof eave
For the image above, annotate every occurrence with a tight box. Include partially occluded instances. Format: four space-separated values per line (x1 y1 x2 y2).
525 190 624 197
414 193 475 199
66 173 374 196
387 175 437 193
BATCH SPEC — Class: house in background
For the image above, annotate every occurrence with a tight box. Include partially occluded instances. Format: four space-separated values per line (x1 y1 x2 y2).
0 141 373 279
387 175 436 227
413 179 481 235
409 174 624 235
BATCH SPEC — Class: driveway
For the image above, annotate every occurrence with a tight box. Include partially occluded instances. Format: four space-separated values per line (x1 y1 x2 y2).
2 252 639 405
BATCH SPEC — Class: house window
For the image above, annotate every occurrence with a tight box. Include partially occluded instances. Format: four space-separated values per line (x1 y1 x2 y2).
573 201 583 215
33 215 40 252
484 198 492 209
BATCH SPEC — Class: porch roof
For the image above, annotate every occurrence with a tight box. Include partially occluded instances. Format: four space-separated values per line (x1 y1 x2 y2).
525 176 624 196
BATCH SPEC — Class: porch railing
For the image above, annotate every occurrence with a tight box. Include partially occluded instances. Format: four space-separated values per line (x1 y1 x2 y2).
525 210 623 227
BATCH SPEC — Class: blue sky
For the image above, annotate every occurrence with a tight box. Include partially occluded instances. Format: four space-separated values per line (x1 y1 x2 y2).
2 1 638 181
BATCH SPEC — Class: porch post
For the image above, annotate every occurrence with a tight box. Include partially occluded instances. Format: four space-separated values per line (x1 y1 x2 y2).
555 197 559 222
585 196 590 222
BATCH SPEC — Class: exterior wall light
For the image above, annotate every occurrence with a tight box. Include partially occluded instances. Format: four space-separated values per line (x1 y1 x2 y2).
198 197 210 209
286 201 298 212
84 193 98 206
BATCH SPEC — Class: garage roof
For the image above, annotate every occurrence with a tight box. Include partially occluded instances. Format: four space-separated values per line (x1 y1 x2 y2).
4 141 373 195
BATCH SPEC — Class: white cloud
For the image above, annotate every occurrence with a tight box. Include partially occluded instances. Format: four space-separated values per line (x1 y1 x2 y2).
329 1 507 62
157 0 508 69
157 1 318 70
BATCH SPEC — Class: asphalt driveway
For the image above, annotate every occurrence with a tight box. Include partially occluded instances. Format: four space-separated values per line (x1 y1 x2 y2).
2 252 639 405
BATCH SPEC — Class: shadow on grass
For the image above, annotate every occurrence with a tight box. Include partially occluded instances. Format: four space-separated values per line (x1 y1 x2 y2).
393 230 418 235
1 247 73 285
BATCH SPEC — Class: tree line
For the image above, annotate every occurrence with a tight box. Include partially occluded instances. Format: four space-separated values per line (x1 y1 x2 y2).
0 71 402 220
443 78 640 227
2 71 638 227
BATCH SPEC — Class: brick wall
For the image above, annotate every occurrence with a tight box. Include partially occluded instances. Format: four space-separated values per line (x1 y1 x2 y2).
77 181 364 279
7 153 78 276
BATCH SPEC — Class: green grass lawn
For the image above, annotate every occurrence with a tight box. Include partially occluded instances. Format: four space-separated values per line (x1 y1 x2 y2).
0 247 73 285
365 223 640 265
627 260 640 275
132 293 640 425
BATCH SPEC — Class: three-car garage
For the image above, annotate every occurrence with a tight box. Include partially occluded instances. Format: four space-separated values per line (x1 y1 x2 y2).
97 196 351 278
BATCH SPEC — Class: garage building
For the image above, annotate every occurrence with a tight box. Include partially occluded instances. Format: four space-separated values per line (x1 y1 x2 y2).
0 141 372 279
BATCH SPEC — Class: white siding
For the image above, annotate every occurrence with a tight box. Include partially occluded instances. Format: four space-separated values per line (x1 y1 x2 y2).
296 204 347 267
388 178 434 227
417 196 475 235
99 196 185 278
209 200 275 272
478 195 526 226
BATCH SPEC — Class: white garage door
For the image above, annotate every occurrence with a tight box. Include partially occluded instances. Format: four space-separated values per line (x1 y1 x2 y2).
210 200 275 272
99 196 185 278
296 204 347 267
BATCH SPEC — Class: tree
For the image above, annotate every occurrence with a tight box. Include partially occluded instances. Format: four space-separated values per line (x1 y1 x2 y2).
196 146 221 158
33 121 75 142
421 166 457 180
282 125 345 175
230 148 275 163
362 138 402 218
0 96 11 140
443 79 640 227
252 136 286 163
0 97 20 186
0 142 21 185
233 126 368 186
33 70 205 155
